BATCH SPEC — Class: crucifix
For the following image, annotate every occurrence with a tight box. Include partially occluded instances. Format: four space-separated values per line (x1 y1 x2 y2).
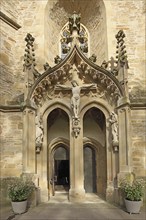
55 80 97 119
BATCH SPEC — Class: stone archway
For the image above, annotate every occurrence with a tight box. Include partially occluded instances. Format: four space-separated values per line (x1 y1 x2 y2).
81 104 113 200
83 107 107 198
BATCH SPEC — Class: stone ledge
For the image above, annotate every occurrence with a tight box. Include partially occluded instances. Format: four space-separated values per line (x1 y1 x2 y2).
0 105 22 112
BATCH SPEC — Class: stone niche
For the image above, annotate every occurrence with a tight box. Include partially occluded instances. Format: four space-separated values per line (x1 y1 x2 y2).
44 0 108 66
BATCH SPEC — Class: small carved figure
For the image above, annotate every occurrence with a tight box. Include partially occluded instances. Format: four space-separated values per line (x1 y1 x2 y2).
109 111 119 144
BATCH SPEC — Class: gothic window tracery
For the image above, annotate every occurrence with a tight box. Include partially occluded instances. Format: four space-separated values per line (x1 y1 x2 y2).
60 21 89 59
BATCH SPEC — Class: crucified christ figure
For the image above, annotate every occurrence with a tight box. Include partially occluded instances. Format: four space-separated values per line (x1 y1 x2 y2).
55 80 96 119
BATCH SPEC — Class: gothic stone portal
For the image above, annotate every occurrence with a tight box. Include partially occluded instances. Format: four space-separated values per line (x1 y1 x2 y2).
23 32 129 203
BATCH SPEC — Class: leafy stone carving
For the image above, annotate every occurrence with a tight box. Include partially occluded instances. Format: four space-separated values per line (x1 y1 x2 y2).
54 55 62 64
43 62 51 71
89 54 97 63
101 57 118 76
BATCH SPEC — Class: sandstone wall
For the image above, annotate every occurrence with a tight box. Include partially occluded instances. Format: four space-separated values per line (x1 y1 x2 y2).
0 0 21 105
0 0 47 105
105 0 146 101
131 109 146 177
0 112 23 177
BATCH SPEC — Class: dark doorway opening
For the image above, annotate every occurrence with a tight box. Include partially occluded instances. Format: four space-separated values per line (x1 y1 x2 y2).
53 146 70 192
54 160 69 186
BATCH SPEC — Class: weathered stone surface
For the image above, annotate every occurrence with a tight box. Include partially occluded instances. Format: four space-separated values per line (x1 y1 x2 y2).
0 53 9 65
131 109 146 176
0 112 23 177
3 40 11 51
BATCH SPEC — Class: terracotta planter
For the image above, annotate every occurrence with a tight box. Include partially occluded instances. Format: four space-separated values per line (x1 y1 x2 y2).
11 200 27 214
124 199 142 214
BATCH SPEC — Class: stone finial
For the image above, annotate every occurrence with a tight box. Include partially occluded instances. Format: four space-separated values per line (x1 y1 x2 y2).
69 11 81 34
115 30 129 68
23 33 36 71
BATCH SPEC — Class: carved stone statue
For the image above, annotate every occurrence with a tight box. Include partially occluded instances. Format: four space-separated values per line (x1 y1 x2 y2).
109 111 119 144
35 115 43 145
71 80 81 119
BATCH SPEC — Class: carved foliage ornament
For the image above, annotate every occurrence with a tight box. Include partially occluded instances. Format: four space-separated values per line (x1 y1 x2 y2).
31 62 121 107
31 64 73 106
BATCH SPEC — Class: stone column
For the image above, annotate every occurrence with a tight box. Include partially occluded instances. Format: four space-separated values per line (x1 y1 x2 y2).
38 114 49 202
69 117 85 202
117 104 131 180
106 119 115 202
22 106 36 173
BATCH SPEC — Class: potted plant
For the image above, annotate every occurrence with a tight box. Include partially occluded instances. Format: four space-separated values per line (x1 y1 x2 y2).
119 173 145 214
8 175 35 214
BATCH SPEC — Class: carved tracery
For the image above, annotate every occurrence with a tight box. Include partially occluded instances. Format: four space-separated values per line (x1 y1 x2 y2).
60 12 89 59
